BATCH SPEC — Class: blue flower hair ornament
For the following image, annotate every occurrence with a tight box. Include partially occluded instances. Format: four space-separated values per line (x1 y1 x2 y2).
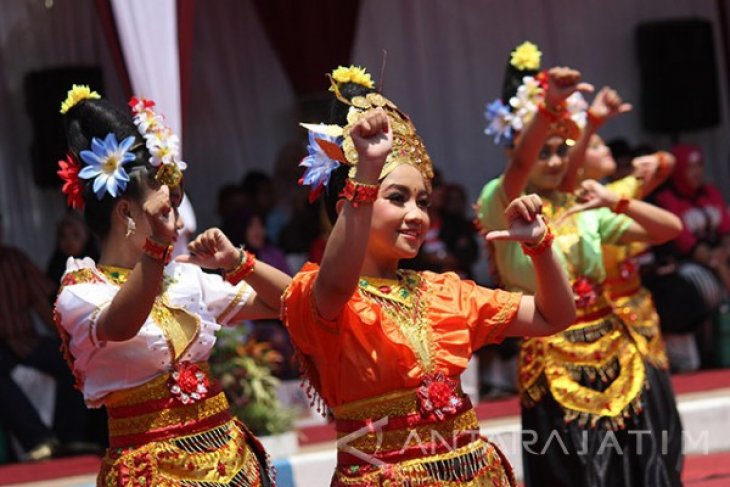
298 123 347 203
78 133 136 199
484 99 515 146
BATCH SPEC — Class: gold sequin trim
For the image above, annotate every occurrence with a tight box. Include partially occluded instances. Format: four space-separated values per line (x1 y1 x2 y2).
519 314 648 429
334 439 514 486
484 290 523 343
216 282 251 323
104 364 211 407
359 271 435 372
339 409 479 453
99 419 264 486
107 391 230 437
613 288 668 369
334 381 464 420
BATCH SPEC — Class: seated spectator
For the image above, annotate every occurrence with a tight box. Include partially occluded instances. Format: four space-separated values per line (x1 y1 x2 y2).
439 184 480 279
651 144 730 369
222 210 290 275
0 211 94 460
46 213 99 290
216 183 246 226
241 170 276 218
222 210 297 379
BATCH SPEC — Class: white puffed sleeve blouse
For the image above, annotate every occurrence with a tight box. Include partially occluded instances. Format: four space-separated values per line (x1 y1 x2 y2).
54 258 252 406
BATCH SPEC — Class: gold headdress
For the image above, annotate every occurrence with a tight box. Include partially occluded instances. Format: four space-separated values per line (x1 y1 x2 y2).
299 66 433 195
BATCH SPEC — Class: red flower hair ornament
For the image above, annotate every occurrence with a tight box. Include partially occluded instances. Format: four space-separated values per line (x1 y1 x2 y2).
57 154 85 210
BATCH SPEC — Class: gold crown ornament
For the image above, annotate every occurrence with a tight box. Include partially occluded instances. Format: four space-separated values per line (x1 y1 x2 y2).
300 66 434 190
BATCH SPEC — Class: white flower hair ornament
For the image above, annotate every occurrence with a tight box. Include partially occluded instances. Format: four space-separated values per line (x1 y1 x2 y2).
129 96 187 188
485 71 587 147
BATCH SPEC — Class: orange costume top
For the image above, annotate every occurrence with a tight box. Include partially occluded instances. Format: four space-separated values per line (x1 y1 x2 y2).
282 263 522 486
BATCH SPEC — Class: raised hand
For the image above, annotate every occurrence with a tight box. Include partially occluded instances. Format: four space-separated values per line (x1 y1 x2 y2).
350 107 392 183
633 151 675 180
543 66 594 108
143 185 177 244
633 154 660 182
486 194 547 245
556 179 620 224
589 86 632 124
176 228 240 270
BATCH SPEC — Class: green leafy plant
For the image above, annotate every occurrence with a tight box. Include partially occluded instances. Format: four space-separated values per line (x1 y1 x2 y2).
210 326 295 436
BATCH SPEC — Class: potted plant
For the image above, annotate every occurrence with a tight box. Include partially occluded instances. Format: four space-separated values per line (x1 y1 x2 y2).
210 326 297 458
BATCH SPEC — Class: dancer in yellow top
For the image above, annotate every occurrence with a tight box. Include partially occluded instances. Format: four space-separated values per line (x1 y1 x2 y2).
479 42 683 486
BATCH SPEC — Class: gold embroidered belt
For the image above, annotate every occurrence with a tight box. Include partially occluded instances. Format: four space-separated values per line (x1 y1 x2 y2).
520 294 647 428
334 386 479 465
104 364 232 449
332 386 514 486
573 293 614 324
612 287 669 370
605 272 642 300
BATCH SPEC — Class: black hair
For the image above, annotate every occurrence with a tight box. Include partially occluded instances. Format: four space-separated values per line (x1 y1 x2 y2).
606 138 632 159
240 170 272 197
322 82 377 225
500 61 539 105
632 144 656 158
63 98 155 239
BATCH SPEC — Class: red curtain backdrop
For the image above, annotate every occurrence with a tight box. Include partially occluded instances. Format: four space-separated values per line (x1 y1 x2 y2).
253 0 361 96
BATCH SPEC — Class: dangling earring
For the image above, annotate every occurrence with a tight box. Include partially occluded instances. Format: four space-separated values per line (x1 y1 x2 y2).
125 217 136 238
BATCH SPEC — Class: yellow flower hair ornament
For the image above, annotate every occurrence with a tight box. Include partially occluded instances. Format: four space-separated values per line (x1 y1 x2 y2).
60 84 101 114
510 41 542 71
328 65 375 92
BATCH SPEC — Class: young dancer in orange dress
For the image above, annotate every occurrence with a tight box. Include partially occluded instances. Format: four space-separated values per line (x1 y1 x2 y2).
281 66 577 486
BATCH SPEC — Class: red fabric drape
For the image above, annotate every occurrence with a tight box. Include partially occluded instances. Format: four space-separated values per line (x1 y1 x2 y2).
93 0 132 98
252 0 361 96
177 0 195 137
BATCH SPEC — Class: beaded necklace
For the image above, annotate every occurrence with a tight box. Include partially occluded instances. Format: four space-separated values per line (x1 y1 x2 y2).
358 270 435 372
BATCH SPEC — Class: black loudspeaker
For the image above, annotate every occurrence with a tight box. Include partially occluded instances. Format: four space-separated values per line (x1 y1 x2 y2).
24 66 103 188
636 19 720 134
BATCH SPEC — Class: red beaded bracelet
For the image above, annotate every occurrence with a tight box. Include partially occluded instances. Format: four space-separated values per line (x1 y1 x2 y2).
521 225 554 257
223 249 256 285
143 238 174 265
587 109 606 128
339 178 379 207
612 197 630 214
537 103 565 124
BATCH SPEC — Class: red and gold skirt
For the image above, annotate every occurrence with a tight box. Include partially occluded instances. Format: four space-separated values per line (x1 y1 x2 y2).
519 294 647 429
331 381 514 486
607 275 669 370
98 365 272 487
